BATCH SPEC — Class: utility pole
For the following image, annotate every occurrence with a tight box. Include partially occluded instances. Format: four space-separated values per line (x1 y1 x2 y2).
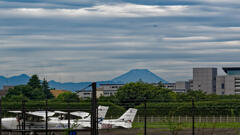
0 98 2 135
192 98 195 135
144 98 147 135
91 82 98 135
45 100 48 135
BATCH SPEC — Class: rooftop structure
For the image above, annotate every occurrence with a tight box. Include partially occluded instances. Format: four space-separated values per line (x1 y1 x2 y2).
223 67 240 75
216 67 240 95
50 89 70 97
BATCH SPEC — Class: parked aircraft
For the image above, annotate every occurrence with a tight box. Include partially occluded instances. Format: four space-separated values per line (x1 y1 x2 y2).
49 105 109 129
1 105 108 130
2 107 137 130
77 108 138 129
2 111 55 129
99 108 137 129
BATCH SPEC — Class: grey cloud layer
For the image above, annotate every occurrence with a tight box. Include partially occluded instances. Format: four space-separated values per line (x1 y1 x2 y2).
0 0 240 82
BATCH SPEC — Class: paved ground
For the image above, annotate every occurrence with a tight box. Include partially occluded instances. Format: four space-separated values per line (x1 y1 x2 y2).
2 128 240 135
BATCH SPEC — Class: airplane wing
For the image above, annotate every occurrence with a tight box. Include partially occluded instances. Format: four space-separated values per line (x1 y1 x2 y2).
8 111 22 114
54 111 89 118
27 111 55 118
54 111 67 114
8 111 55 118
70 111 89 119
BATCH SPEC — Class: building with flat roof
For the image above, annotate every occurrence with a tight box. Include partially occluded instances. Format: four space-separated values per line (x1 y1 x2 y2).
216 67 240 95
175 81 190 93
77 89 104 99
193 68 217 94
77 83 124 99
98 84 124 97
164 83 176 90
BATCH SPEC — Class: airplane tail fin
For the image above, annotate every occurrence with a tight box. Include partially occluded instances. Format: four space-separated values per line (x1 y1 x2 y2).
98 105 109 119
117 108 138 123
85 105 109 120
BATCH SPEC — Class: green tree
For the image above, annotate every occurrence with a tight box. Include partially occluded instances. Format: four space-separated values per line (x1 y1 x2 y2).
57 92 80 102
42 78 54 99
115 82 175 107
176 90 207 101
28 74 41 89
155 88 176 102
30 88 45 100
3 94 29 102
98 95 119 104
6 85 45 100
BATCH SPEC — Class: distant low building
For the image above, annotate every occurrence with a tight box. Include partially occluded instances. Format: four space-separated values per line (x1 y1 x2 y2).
50 89 70 97
189 79 194 90
164 83 176 90
77 83 124 99
77 89 103 99
98 84 124 97
174 81 190 93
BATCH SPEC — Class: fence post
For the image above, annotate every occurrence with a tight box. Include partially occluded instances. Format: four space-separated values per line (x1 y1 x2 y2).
144 98 147 135
22 100 26 135
192 98 195 135
91 82 98 135
45 100 48 135
0 98 2 135
68 110 70 129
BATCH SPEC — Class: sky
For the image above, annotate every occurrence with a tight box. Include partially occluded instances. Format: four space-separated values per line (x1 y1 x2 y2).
0 0 240 83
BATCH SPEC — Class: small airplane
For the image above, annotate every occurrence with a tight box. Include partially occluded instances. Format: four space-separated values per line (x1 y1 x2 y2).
49 105 109 129
78 108 138 129
2 111 55 129
1 105 109 130
99 108 137 129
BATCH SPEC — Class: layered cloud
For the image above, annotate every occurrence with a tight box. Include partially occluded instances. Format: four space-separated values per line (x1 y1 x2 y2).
0 0 240 83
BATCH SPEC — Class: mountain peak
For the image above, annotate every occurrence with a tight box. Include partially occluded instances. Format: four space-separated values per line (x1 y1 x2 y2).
18 74 29 78
112 69 168 84
130 69 149 72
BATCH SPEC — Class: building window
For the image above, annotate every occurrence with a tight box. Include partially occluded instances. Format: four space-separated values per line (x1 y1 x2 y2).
221 83 225 89
84 93 90 95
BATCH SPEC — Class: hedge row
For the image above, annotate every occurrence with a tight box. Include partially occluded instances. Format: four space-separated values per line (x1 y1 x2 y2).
136 99 240 116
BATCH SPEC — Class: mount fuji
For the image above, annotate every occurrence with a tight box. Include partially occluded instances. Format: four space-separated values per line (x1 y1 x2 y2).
112 69 168 84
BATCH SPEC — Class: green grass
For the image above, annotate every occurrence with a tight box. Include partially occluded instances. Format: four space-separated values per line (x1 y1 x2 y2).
133 122 240 129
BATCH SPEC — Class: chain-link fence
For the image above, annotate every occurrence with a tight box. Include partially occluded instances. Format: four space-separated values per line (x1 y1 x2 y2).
1 99 240 135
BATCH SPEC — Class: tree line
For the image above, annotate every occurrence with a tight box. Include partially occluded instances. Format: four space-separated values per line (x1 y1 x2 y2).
3 76 240 117
2 75 80 102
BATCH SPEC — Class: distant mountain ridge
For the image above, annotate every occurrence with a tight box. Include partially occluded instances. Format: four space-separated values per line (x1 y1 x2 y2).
0 74 30 89
0 69 168 91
